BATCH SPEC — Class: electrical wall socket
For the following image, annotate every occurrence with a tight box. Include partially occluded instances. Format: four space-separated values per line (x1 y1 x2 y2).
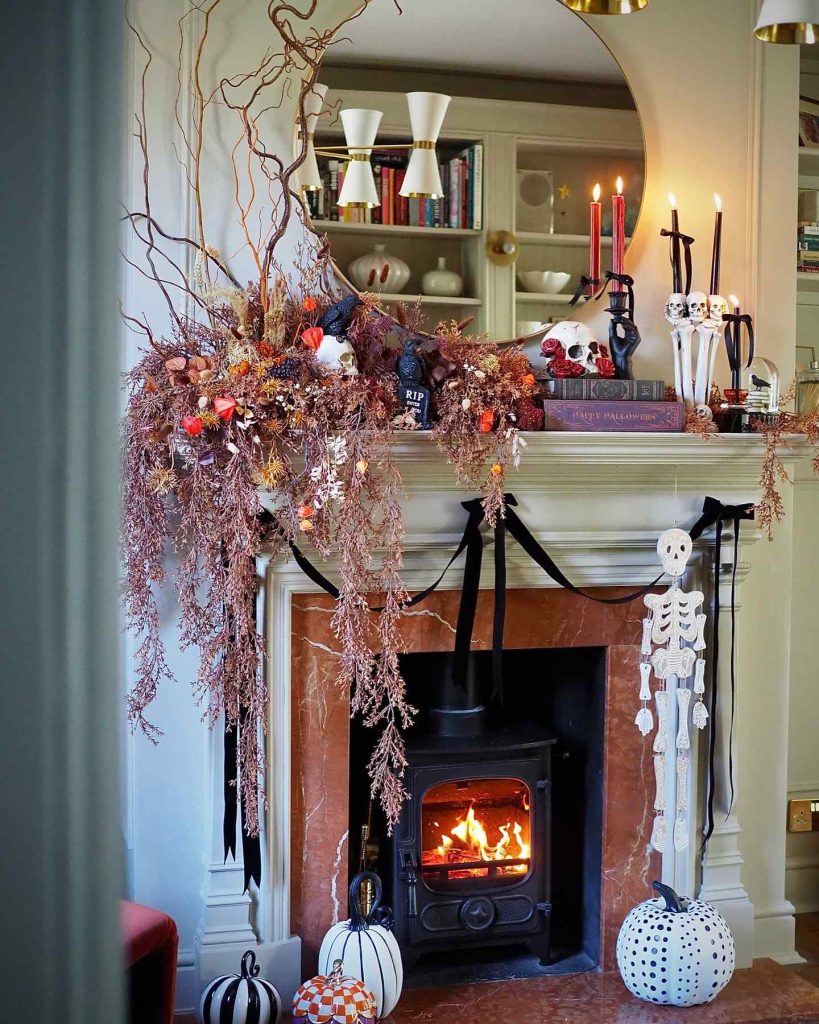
788 799 813 832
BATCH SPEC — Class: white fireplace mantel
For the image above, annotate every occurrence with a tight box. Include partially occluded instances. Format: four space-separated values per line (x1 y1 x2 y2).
195 432 812 994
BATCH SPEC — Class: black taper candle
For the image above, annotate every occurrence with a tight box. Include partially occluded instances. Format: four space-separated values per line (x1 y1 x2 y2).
710 196 723 296
670 204 682 294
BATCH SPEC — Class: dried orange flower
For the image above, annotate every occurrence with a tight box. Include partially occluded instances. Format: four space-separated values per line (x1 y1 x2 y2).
490 463 503 476
522 373 536 389
301 326 324 351
297 504 314 519
479 410 495 433
356 459 369 475
302 296 317 312
298 519 314 532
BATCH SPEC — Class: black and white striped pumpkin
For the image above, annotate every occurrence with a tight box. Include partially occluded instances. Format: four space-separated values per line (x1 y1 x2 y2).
318 872 403 1019
198 950 281 1024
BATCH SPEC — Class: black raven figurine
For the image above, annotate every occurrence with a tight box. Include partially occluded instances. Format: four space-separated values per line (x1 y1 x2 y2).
751 374 771 390
396 338 425 386
317 294 362 337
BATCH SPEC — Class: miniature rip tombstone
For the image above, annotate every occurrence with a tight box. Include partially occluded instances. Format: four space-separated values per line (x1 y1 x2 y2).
396 338 432 428
636 528 708 855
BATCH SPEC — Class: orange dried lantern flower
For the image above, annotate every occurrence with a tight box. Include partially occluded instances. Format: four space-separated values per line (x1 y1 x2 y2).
479 410 495 433
213 396 237 421
301 326 324 351
302 296 317 312
490 463 503 476
181 415 203 436
297 504 314 519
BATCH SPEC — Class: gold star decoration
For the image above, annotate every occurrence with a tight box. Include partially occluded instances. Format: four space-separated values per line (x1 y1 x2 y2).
557 183 571 200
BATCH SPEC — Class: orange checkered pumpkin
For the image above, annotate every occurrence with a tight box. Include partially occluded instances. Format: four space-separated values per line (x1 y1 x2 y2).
292 960 377 1024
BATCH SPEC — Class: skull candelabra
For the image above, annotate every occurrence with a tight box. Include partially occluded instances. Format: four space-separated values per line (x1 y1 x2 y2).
665 292 726 413
636 529 708 854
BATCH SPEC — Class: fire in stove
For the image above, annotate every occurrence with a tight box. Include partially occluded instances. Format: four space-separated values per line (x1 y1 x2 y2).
420 778 532 888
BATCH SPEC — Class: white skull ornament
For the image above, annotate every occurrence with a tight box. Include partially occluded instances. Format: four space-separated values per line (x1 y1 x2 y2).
540 321 598 372
706 294 728 327
657 528 693 578
315 334 358 375
665 293 688 325
686 291 708 325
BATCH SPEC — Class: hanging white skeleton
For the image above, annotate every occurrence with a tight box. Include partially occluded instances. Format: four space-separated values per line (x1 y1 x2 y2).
635 528 708 854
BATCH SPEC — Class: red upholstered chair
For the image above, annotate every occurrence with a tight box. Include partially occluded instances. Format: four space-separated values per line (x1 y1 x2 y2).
122 900 179 1024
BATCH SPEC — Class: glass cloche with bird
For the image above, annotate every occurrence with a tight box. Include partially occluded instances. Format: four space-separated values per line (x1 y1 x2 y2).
745 356 780 414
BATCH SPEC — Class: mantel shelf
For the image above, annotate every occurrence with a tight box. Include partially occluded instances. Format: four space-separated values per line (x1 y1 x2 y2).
386 431 812 466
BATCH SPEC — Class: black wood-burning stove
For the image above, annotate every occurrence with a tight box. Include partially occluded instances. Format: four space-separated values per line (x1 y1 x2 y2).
389 656 555 968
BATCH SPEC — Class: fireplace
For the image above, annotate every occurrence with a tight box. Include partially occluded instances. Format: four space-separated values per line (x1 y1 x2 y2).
291 585 660 977
348 645 607 982
391 731 553 970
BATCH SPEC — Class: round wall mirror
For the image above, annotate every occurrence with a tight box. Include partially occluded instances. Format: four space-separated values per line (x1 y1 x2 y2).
302 0 645 345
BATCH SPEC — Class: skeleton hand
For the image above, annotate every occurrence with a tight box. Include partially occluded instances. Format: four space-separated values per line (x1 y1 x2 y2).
608 317 641 381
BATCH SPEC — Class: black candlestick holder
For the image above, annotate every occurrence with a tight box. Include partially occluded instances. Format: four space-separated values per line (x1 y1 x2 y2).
605 274 640 381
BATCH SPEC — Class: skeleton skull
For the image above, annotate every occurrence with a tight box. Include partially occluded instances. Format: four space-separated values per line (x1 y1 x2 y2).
665 293 688 325
687 291 708 325
315 334 358 375
657 528 693 578
540 321 598 372
706 294 728 327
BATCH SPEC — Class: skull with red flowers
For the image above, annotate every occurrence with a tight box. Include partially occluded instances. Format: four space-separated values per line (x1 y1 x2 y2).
539 321 598 376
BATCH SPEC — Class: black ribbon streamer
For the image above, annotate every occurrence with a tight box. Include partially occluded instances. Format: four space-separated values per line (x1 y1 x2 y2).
232 494 753 876
222 570 263 894
660 228 695 296
688 497 755 847
569 275 604 307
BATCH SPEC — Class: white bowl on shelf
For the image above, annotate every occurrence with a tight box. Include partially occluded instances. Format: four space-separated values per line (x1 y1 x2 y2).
516 270 571 294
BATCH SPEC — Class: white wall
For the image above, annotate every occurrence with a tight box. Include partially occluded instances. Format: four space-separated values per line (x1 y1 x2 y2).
123 1 805 1012
787 58 819 918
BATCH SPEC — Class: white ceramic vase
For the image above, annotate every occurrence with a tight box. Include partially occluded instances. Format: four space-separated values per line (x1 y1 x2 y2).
348 244 410 294
421 256 463 298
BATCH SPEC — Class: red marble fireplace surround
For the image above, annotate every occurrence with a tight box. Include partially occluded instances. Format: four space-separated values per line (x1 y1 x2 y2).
289 585 661 975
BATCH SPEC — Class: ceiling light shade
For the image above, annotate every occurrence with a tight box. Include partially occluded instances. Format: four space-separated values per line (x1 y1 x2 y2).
561 0 648 13
295 83 328 192
400 92 451 199
337 108 383 208
754 0 819 42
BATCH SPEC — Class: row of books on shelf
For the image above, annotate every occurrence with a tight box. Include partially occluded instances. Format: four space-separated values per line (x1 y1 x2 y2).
798 224 819 272
306 144 483 230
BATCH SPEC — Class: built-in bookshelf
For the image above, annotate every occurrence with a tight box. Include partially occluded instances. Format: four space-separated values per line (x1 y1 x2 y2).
305 89 644 337
311 221 480 240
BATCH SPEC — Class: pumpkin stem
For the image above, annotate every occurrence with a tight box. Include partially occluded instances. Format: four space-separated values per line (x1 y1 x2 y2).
652 880 684 913
329 959 344 985
348 870 383 931
240 949 260 979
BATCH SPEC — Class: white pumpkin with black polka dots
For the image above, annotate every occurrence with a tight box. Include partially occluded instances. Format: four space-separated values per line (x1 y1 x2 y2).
616 881 735 1006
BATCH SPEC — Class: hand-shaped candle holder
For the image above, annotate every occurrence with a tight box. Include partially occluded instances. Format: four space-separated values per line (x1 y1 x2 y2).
605 273 640 381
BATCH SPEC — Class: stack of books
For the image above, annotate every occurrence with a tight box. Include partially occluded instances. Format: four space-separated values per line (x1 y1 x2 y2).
306 143 483 230
541 378 683 432
798 225 819 273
